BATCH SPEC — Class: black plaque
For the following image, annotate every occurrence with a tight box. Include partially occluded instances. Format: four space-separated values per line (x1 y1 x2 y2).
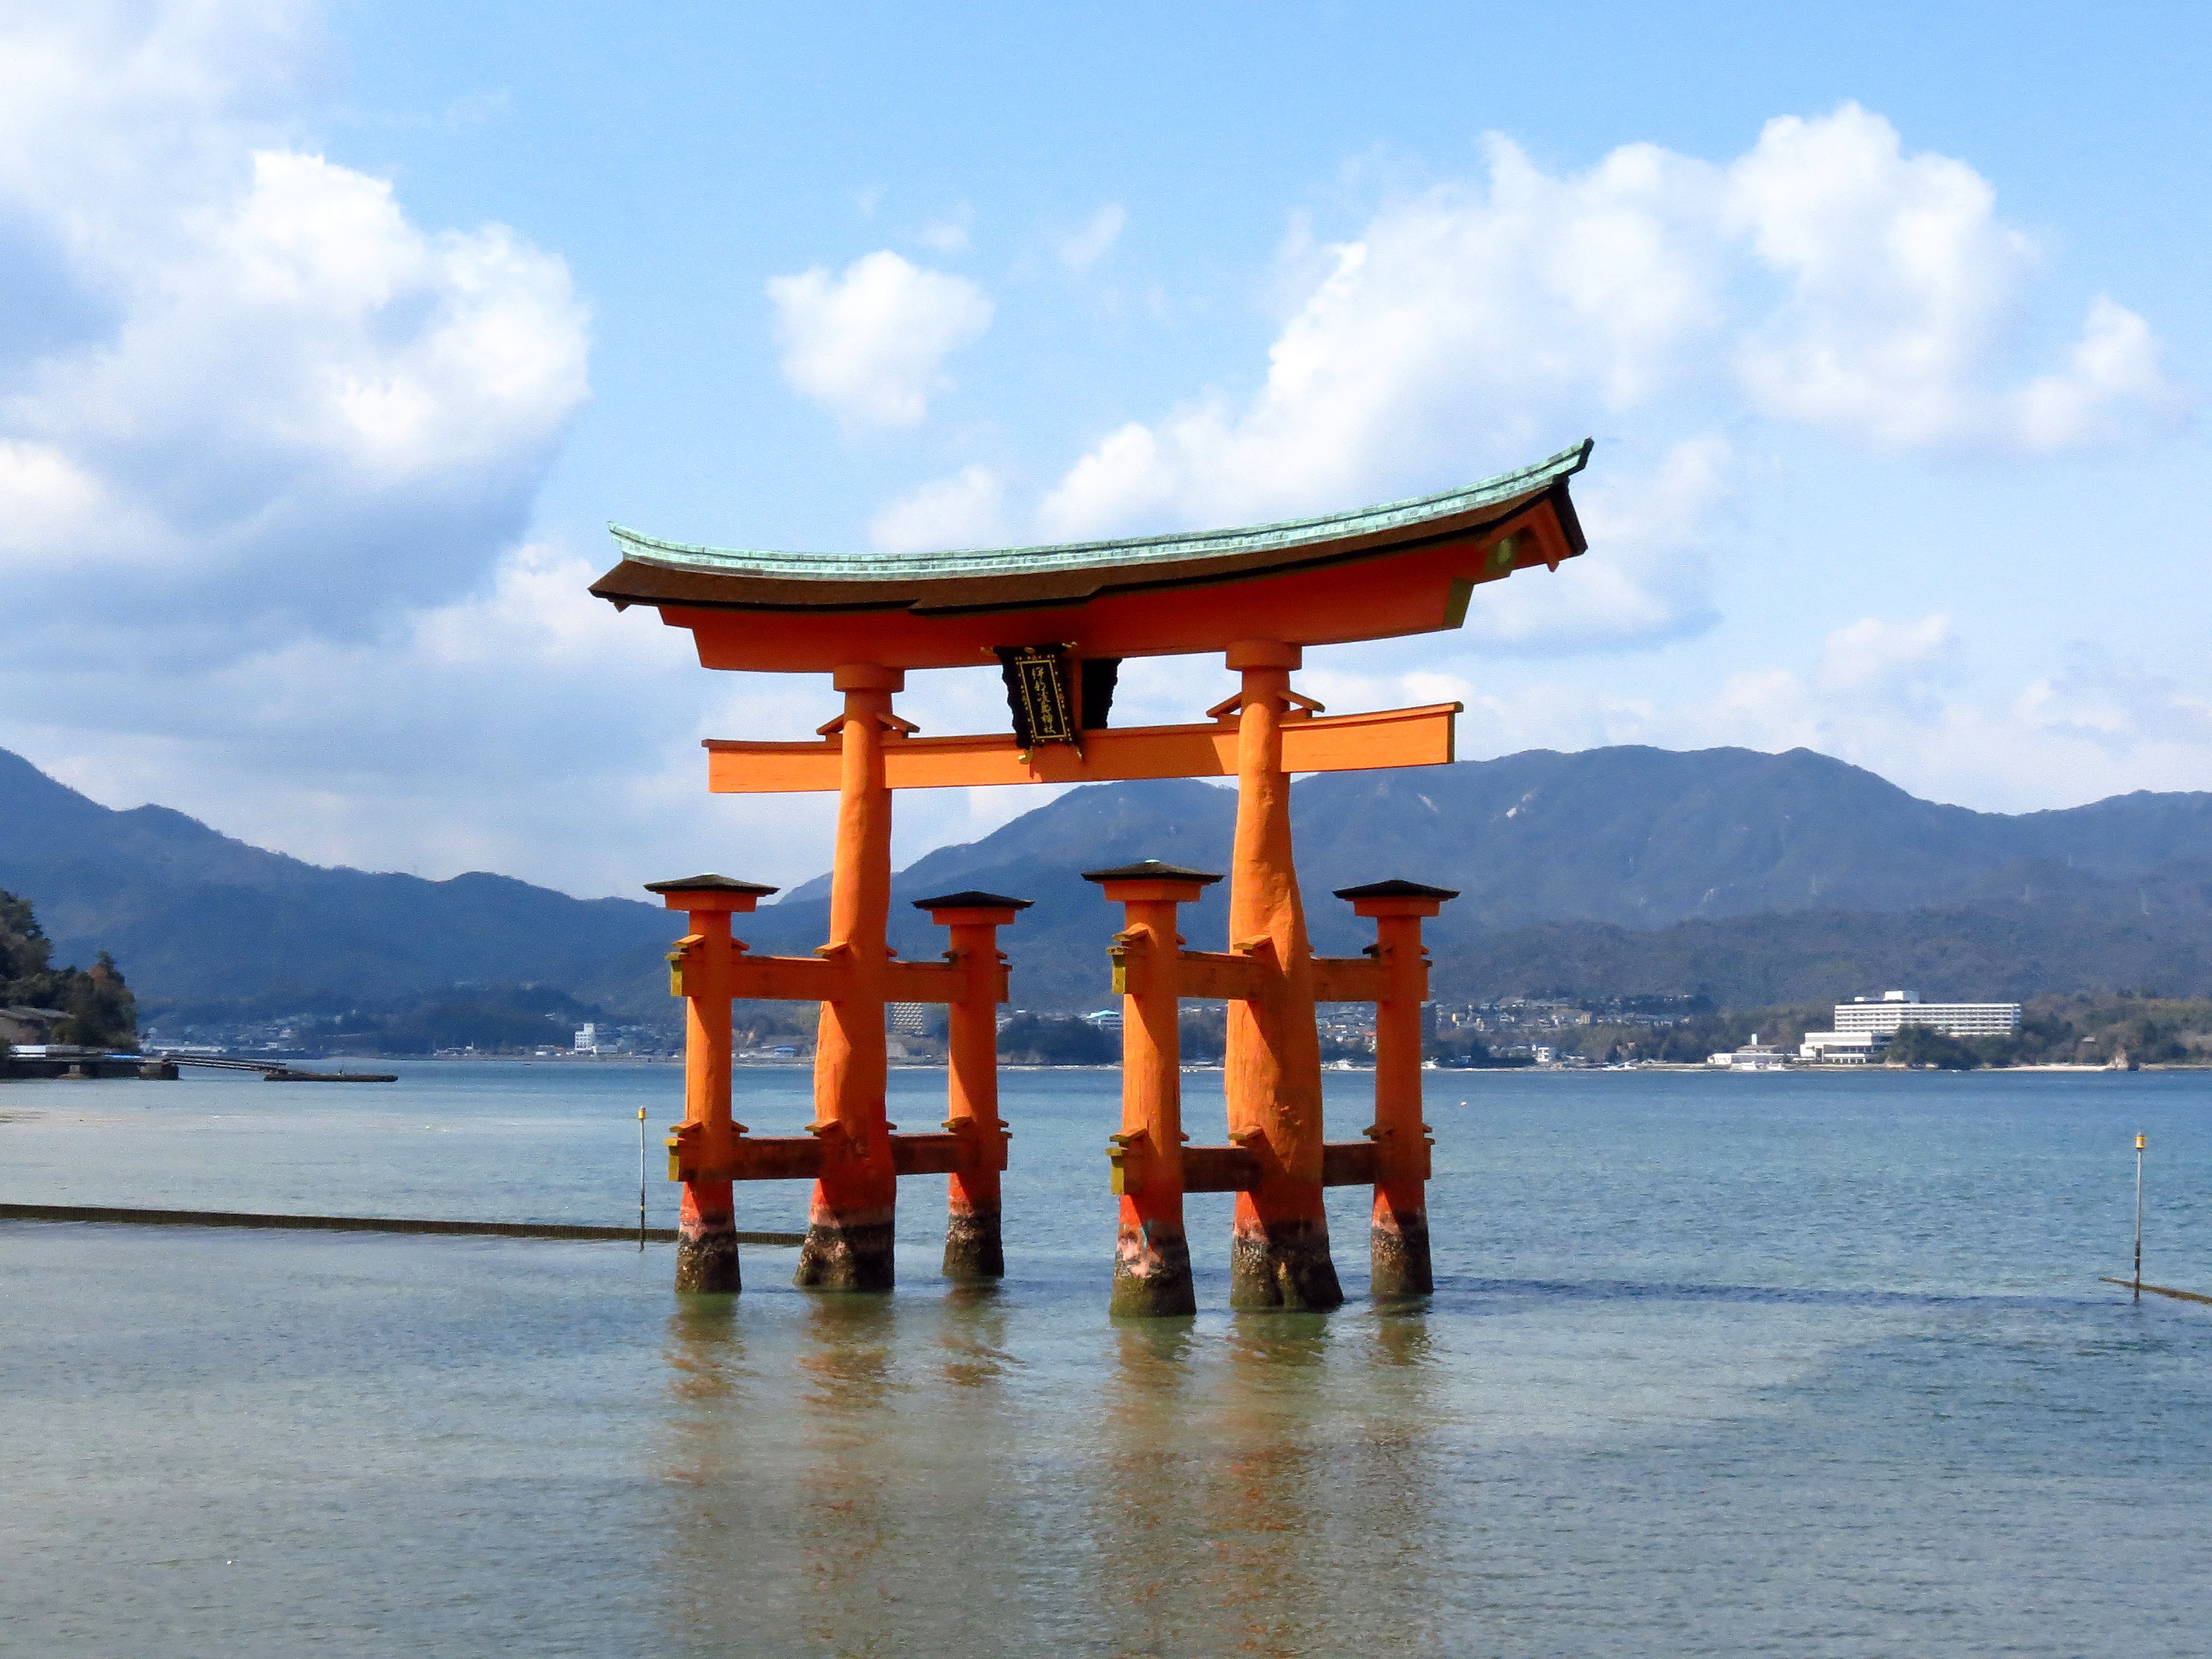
995 645 1077 750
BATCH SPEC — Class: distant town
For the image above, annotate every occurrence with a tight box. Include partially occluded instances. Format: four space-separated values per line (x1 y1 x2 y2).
58 984 2204 1077
8 868 2205 1080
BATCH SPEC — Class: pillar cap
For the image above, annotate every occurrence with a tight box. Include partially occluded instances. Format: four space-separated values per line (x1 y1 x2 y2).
1225 638 1302 670
832 662 905 691
1082 860 1222 886
644 873 779 913
1333 879 1459 901
1083 859 1222 903
912 889 1032 922
1335 877 1457 919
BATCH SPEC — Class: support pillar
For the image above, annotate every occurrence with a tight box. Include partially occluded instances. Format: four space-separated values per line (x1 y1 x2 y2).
1222 641 1342 1310
1086 860 1220 1317
796 664 905 1291
915 891 1030 1281
1338 880 1457 1298
646 874 780 1293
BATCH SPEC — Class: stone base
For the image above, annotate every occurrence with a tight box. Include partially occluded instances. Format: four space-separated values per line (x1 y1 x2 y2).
1369 1211 1433 1300
1229 1217 1344 1311
1111 1223 1196 1318
675 1228 740 1294
942 1202 1004 1282
794 1216 896 1292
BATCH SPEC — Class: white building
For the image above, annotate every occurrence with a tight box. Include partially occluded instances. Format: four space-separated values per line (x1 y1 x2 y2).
1833 990 2020 1038
573 1023 600 1054
886 1003 930 1036
1798 1030 1886 1065
1709 1034 1791 1070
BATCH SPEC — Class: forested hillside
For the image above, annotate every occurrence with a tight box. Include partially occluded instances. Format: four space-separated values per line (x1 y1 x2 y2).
6 741 2209 1022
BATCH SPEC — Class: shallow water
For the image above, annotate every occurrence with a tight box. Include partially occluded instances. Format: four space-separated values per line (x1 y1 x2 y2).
4 1062 2209 1655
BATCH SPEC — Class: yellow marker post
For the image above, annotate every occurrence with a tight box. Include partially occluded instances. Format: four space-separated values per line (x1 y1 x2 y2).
2134 1133 2146 1303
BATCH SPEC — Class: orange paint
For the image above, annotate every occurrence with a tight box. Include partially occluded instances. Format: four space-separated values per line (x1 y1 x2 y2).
664 507 1572 672
1341 881 1455 1298
1089 864 1216 1317
701 702 1460 794
648 875 775 1295
919 895 1026 1281
794 664 902 1292
1220 642 1343 1311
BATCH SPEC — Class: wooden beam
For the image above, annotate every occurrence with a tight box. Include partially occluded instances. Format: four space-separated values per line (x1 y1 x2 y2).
705 702 1459 794
725 953 844 1003
1181 1144 1262 1194
1170 1140 1390 1193
1310 956 1386 1004
889 1132 975 1177
881 959 975 1004
677 1135 824 1183
1176 950 1266 1002
1320 1141 1379 1187
679 1131 990 1183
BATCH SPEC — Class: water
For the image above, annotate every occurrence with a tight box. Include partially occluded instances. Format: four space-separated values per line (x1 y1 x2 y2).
4 1062 2210 1656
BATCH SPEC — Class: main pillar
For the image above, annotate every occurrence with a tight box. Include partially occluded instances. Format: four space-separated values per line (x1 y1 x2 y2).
1087 861 1217 1317
647 874 779 1293
795 664 902 1291
1338 880 1456 1298
915 890 1030 1281
1222 641 1342 1311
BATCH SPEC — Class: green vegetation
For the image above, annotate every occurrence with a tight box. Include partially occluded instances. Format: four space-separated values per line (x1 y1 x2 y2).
0 889 138 1050
1880 995 2212 1070
1426 1032 1535 1068
300 985 610 1055
997 1014 1117 1065
1495 993 2212 1068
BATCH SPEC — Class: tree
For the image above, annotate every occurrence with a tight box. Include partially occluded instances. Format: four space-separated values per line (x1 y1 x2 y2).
997 1014 1117 1065
1 891 138 1050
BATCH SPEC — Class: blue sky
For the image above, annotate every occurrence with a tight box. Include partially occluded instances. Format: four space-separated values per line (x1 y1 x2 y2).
3 2 2208 896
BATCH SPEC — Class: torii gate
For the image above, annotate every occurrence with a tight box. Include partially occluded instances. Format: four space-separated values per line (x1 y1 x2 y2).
591 440 1592 1311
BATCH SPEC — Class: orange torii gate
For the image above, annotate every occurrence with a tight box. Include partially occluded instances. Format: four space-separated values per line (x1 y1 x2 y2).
591 440 1593 1308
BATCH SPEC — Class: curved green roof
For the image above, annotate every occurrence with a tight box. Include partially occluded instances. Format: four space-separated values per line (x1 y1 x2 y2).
607 441 1590 584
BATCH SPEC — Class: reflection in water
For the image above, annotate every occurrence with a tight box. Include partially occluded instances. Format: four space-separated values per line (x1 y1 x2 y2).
1090 1310 1449 1656
935 1284 1020 1389
657 1296 765 1651
653 1289 1067 1658
792 1297 902 1655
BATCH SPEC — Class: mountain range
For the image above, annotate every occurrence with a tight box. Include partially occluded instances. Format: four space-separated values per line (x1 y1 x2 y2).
3 742 2208 1020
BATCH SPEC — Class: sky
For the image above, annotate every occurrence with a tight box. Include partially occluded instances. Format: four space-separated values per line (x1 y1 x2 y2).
3 1 2209 899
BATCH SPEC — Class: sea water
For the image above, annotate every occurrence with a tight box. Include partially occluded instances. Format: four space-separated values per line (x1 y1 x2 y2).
3 1063 2209 1656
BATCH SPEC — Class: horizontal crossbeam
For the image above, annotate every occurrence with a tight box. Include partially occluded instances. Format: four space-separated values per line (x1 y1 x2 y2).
1175 950 1265 1001
1129 1140 1381 1194
680 946 995 1006
669 1128 1006 1184
705 702 1458 794
1309 957 1387 1003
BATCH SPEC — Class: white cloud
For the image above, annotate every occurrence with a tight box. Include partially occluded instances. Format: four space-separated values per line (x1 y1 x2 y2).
1724 106 2180 451
1459 435 1730 650
0 9 588 643
1058 203 1125 270
2017 650 2212 752
1027 103 2183 621
1296 614 2212 817
0 1 628 886
869 465 1008 552
918 206 972 254
1817 613 1961 707
768 250 992 429
1036 135 1724 541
